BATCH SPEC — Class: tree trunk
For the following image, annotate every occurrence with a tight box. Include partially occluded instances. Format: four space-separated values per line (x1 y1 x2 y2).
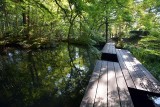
22 13 29 39
105 18 109 43
1 0 7 36
80 16 82 37
22 2 30 40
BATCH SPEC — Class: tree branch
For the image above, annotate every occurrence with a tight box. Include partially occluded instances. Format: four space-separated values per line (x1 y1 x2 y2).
54 0 68 18
98 21 105 31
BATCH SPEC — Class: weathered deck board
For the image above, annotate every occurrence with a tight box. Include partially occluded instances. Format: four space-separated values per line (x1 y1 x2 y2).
101 43 116 54
80 61 102 107
118 49 147 91
101 43 109 53
121 49 160 93
125 50 160 93
116 49 136 88
108 44 112 54
114 62 134 107
81 43 160 107
94 61 108 107
107 61 121 107
125 50 159 84
121 50 156 92
112 44 116 54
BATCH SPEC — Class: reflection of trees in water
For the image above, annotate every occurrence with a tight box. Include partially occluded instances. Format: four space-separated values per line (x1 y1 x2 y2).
0 44 100 107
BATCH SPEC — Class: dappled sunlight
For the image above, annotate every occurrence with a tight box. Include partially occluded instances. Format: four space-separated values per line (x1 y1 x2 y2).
122 54 129 59
0 0 160 106
108 71 115 81
81 71 100 107
83 44 160 107
120 49 160 93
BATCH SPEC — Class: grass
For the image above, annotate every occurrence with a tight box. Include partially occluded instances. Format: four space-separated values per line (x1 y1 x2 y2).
124 36 160 81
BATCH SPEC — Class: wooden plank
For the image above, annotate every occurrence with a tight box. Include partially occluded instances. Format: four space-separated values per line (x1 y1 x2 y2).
109 43 116 54
94 61 108 107
107 61 121 107
101 43 116 54
121 50 152 91
125 50 159 83
114 62 134 107
116 49 135 88
118 49 147 91
112 44 116 54
101 43 110 53
123 50 157 92
108 43 113 54
80 60 102 107
125 50 160 93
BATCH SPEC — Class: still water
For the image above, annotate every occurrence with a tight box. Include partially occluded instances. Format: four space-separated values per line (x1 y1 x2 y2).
0 43 100 107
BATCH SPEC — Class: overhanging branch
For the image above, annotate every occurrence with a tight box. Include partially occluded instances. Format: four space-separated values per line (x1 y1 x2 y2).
54 0 68 17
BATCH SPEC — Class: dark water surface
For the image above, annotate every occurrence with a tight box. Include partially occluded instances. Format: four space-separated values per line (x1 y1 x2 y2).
0 43 100 107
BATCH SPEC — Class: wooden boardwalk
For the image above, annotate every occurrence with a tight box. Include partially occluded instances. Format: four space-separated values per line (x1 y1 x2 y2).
80 43 160 107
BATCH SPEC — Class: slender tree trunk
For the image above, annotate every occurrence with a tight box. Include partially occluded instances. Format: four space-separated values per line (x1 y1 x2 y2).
2 0 7 36
27 1 30 39
16 5 18 37
22 12 28 38
105 18 109 43
67 22 73 42
80 16 82 37
22 1 30 40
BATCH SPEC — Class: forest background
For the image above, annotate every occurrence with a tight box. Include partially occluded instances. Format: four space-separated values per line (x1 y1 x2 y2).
0 0 160 80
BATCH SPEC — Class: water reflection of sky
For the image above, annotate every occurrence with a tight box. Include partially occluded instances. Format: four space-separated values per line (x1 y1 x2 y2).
47 66 52 72
151 97 160 106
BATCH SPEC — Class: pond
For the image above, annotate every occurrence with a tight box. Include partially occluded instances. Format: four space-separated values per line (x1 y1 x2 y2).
0 43 101 107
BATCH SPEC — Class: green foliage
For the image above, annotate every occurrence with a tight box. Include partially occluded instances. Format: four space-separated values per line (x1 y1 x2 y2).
121 10 133 22
0 0 160 48
115 32 124 48
34 1 53 16
138 36 160 50
150 29 160 37
90 35 105 44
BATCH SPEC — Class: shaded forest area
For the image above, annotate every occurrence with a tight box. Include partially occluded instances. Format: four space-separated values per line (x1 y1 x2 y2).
0 0 160 79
